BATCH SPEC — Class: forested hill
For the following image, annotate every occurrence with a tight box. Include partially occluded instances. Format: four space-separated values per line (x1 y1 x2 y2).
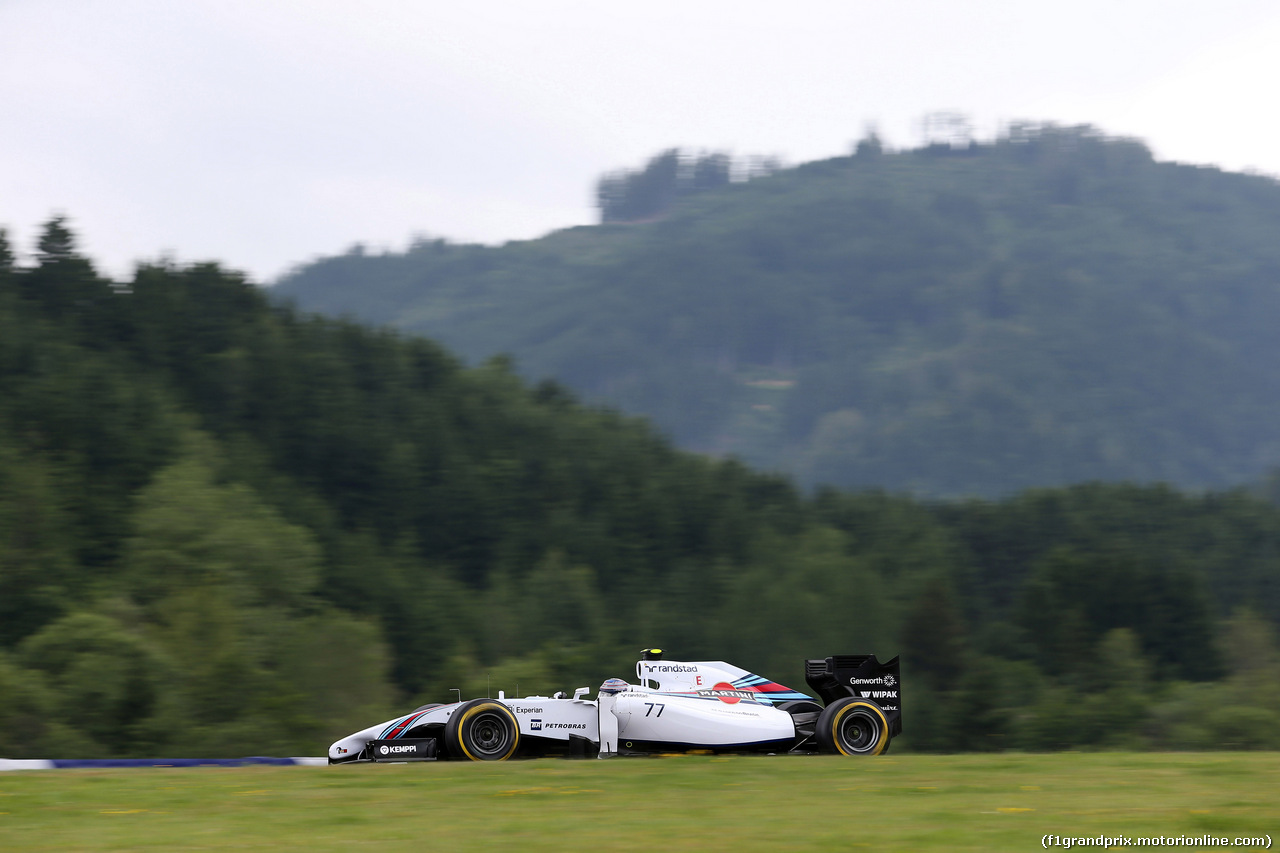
4 219 1280 757
275 125 1280 497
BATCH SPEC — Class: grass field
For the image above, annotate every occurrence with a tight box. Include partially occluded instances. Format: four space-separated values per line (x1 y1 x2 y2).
1 753 1277 851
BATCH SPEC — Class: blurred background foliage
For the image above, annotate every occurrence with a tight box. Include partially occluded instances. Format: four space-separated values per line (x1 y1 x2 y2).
3 192 1280 756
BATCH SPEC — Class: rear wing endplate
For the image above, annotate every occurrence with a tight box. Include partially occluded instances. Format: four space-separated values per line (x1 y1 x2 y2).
804 654 902 737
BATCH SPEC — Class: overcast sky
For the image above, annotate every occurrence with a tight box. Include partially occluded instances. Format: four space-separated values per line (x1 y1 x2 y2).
4 0 1280 283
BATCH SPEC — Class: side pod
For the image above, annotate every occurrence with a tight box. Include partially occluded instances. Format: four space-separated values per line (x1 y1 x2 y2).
804 654 902 738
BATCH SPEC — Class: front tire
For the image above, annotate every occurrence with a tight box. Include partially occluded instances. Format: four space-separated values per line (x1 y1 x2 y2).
815 697 890 756
444 699 520 761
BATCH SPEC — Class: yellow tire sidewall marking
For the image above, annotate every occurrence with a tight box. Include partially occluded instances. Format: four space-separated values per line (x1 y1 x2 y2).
831 701 888 756
457 702 519 761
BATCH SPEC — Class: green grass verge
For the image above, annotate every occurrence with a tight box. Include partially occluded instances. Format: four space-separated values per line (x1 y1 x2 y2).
2 753 1277 851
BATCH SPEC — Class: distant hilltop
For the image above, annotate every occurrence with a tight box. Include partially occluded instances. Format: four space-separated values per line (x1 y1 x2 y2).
275 124 1280 497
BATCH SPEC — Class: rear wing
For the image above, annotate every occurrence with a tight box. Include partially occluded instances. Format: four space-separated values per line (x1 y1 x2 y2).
804 654 902 738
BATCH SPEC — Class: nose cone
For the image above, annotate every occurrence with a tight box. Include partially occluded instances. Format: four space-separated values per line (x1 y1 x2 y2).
329 737 363 761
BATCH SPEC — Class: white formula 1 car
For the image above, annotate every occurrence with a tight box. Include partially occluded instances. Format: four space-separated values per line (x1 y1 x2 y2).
329 650 901 763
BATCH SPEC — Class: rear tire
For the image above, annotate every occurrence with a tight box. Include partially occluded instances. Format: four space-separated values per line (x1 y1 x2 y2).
815 697 890 756
444 699 520 761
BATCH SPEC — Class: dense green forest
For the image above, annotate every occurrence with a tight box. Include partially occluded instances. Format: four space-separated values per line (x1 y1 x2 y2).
2 219 1280 759
276 124 1280 497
